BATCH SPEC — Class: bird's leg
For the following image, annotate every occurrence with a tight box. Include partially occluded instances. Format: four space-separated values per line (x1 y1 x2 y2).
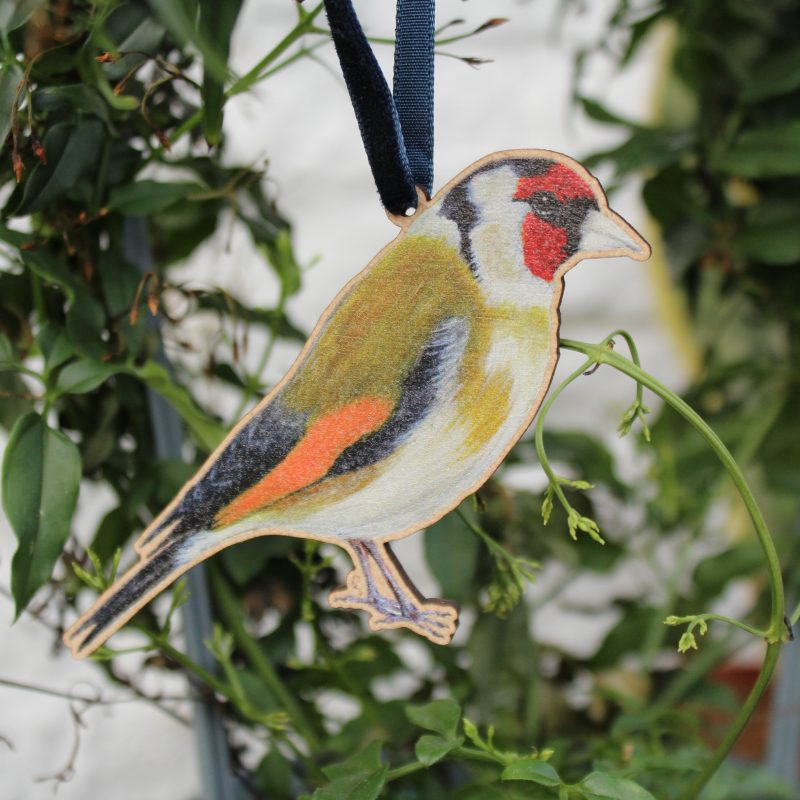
363 541 459 645
329 540 458 644
329 541 404 619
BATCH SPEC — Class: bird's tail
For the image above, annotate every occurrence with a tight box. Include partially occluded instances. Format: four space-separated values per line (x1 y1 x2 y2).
64 536 192 659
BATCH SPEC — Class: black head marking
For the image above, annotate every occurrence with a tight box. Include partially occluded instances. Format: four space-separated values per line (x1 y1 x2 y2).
437 158 556 275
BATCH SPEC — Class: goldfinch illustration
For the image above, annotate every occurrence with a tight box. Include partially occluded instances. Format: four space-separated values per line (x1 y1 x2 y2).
65 149 650 657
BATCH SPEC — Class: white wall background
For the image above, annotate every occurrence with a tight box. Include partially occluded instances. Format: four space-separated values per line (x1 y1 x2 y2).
0 1 684 798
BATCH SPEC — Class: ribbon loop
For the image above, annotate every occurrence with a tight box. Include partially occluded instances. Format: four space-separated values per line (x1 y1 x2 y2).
323 0 435 215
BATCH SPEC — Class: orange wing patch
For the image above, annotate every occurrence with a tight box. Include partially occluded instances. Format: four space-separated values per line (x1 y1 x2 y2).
216 397 393 527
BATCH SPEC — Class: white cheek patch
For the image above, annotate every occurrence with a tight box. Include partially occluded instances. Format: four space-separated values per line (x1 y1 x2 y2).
468 168 552 305
468 166 519 219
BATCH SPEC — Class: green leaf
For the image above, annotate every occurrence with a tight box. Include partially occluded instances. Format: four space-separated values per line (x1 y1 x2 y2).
405 698 462 739
579 97 641 128
21 249 77 297
323 740 383 779
32 84 111 124
692 543 762 598
66 293 107 358
107 180 201 215
152 459 199 507
743 48 800 102
585 129 692 175
90 506 132 566
131 360 225 451
196 292 306 341
762 402 800 495
0 0 45 34
424 507 479 601
56 359 122 394
255 746 294 800
14 120 104 215
0 222 30 248
711 122 800 178
642 167 701 230
0 373 32 430
2 412 81 617
97 251 141 318
592 604 661 669
37 323 75 375
619 9 667 66
502 759 562 787
0 332 16 370
103 6 166 80
148 0 230 84
262 228 302 302
199 0 243 146
221 536 295 586
733 200 800 265
0 63 23 145
579 772 657 800
314 741 388 800
414 734 463 767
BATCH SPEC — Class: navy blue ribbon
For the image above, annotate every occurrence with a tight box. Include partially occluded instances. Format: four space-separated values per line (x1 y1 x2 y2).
323 0 435 215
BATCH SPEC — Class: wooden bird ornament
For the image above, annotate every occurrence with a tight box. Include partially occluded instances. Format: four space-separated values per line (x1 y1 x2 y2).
65 149 650 657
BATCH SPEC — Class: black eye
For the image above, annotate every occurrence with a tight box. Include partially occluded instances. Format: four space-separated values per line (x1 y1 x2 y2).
529 192 559 217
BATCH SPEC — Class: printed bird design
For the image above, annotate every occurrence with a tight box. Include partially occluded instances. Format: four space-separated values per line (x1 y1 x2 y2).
65 149 650 657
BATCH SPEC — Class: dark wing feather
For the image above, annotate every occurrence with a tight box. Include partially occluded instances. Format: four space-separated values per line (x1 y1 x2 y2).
325 316 469 479
139 401 307 546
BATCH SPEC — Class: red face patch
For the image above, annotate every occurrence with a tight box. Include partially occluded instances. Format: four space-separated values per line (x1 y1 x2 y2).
522 213 568 282
514 163 595 203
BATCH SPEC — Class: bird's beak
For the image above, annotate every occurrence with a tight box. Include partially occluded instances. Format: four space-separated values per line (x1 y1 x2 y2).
579 207 651 261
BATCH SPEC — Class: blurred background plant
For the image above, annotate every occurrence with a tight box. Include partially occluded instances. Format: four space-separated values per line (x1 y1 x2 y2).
0 1 797 799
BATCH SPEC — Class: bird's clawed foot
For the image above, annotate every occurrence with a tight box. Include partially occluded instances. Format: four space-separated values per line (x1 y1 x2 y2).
375 600 459 646
329 540 459 646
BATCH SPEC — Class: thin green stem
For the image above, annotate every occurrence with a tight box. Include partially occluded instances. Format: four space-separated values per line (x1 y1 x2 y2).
208 563 322 752
6 363 45 382
169 108 202 145
642 385 785 666
456 506 506 559
255 41 330 82
385 746 503 783
667 612 768 640
231 313 281 421
558 336 786 799
533 356 596 515
682 643 781 799
168 5 326 146
560 338 785 640
228 3 325 97
385 761 426 782
153 634 230 697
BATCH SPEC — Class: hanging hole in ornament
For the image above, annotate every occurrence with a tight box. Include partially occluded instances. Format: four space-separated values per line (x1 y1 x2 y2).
403 206 416 217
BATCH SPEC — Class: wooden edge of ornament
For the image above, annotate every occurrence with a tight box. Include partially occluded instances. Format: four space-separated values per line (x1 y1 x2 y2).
64 149 651 657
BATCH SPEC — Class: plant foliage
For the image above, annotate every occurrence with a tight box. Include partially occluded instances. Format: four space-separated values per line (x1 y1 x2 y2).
0 2 795 799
